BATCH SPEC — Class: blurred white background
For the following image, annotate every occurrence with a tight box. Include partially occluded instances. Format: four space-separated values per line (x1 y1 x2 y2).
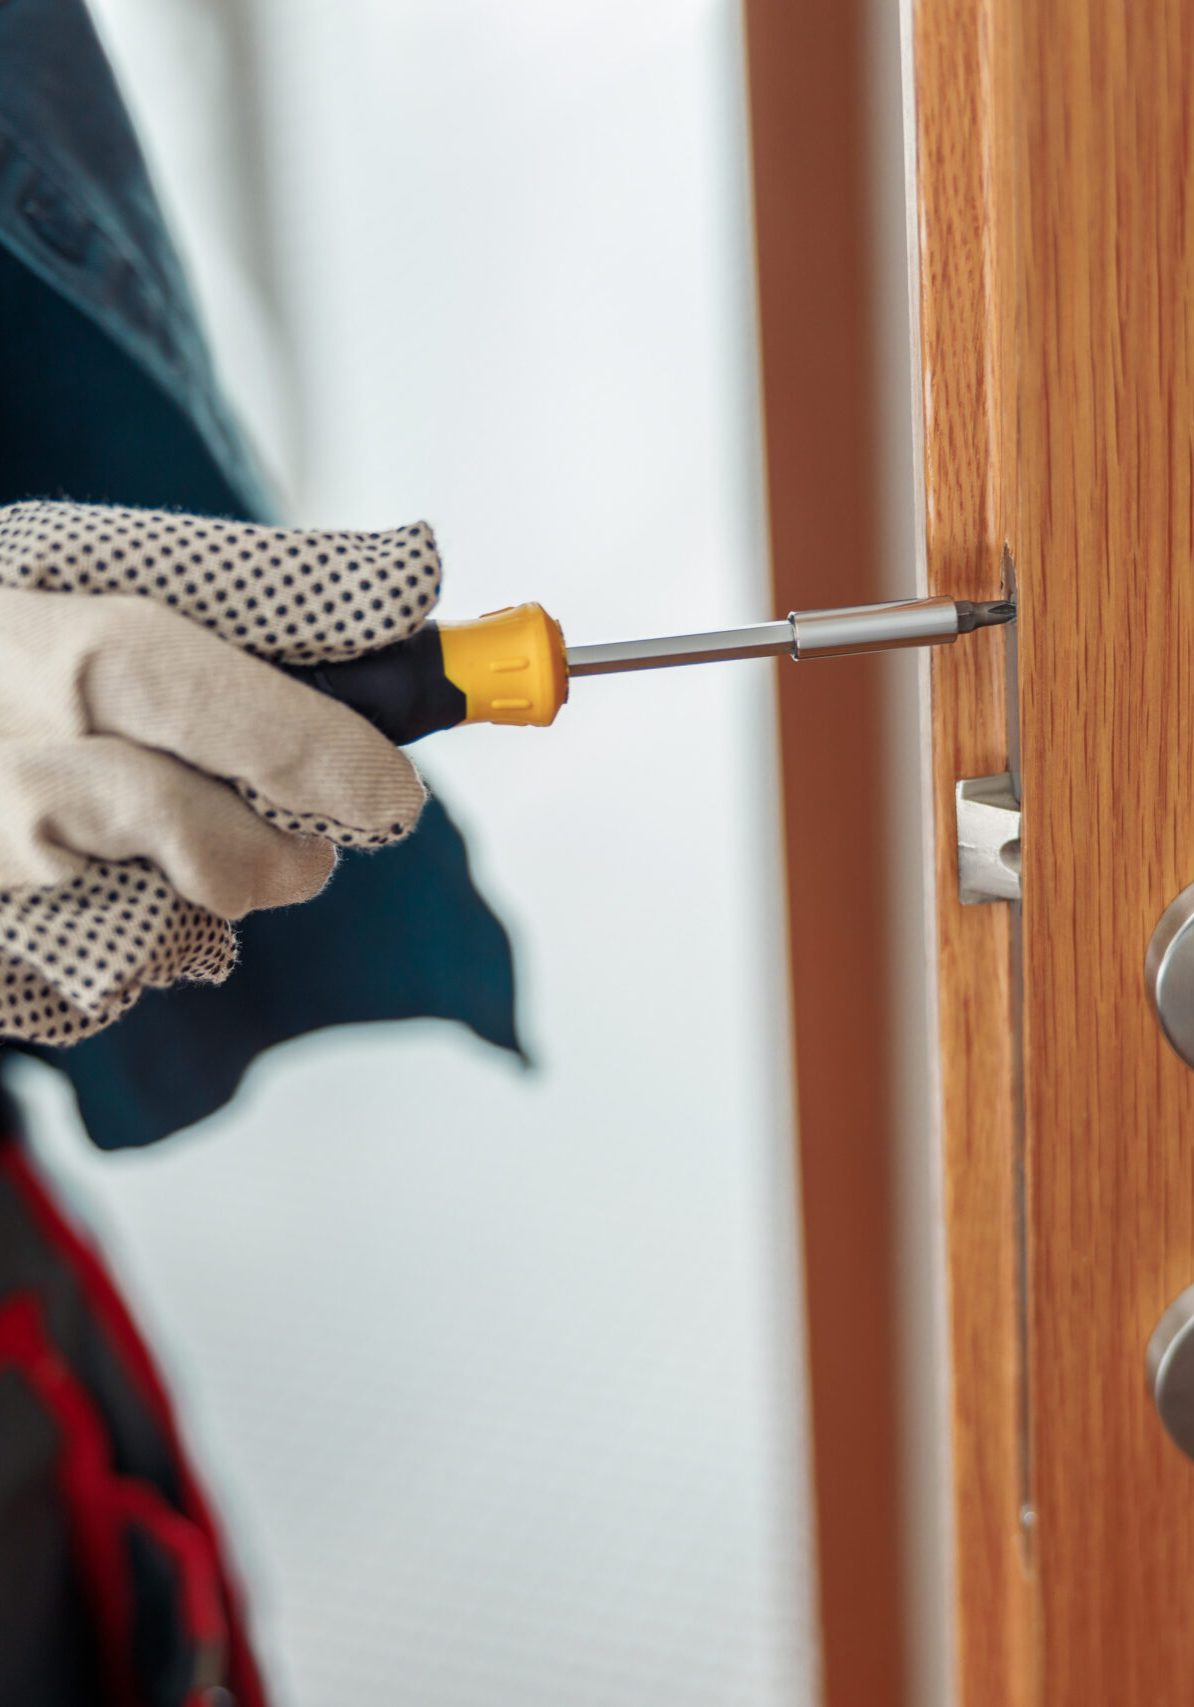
14 3 823 1703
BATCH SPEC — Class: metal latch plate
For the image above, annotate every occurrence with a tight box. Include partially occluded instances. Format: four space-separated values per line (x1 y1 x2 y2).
956 772 1022 904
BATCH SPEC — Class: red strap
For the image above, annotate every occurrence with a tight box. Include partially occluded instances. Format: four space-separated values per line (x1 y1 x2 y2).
0 1145 269 1707
116 1480 226 1648
0 1293 139 1703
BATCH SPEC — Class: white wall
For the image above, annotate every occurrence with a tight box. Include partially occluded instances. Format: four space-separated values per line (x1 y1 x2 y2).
22 5 819 1704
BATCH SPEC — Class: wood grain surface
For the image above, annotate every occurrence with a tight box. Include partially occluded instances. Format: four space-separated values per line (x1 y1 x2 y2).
1019 5 1194 1702
912 1 1194 1700
744 5 906 1703
910 2 1033 1702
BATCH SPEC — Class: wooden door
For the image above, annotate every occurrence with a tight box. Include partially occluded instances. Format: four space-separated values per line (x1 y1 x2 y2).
911 1 1194 1702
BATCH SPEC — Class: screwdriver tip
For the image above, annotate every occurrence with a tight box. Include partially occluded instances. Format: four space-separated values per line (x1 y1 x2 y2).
957 598 1016 632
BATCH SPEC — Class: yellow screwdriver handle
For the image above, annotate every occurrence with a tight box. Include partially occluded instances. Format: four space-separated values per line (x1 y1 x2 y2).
438 603 569 727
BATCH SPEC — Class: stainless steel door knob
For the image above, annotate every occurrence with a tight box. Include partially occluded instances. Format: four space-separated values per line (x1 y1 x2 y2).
1148 1288 1194 1459
1146 884 1194 1066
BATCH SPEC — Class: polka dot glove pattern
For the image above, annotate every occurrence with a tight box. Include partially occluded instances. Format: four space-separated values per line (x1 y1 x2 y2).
0 501 443 1045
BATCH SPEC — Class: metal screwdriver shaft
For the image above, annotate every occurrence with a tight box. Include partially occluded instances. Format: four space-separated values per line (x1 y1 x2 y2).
565 594 1014 677
302 593 1016 745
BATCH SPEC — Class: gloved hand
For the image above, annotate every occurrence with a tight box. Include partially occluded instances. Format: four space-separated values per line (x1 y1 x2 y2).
0 500 443 1045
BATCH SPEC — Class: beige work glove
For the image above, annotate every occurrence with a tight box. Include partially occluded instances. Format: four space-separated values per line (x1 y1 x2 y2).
0 500 443 1045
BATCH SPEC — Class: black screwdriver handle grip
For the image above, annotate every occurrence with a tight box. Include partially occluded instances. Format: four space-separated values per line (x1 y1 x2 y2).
285 622 468 746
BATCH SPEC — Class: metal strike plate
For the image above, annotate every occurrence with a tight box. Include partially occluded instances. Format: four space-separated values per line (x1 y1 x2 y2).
956 772 1022 904
1148 1287 1194 1459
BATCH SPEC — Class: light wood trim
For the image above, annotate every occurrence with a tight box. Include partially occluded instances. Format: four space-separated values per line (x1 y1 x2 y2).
744 5 905 1703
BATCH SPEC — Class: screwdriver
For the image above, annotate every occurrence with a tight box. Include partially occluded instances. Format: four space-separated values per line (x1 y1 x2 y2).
289 594 1015 745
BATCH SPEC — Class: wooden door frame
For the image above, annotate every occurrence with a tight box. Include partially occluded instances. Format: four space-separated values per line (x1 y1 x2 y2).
906 1 1029 1702
743 6 909 1704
